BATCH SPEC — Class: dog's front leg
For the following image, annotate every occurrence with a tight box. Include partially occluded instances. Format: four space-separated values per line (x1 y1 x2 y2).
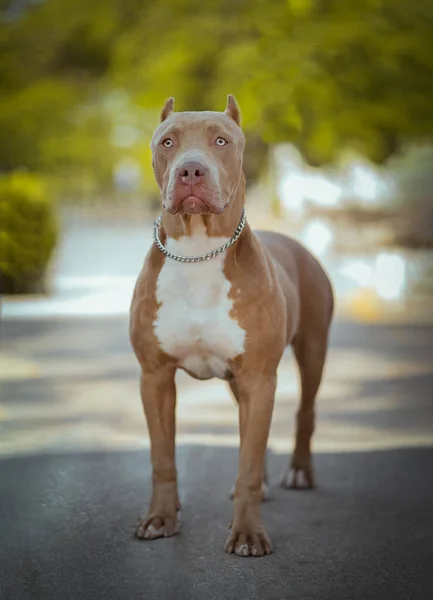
225 373 276 557
135 365 180 540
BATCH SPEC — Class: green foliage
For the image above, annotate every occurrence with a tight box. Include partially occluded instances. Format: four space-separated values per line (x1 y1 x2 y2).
0 172 58 294
0 0 432 189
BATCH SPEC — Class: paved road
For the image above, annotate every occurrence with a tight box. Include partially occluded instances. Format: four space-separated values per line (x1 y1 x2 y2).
1 317 433 599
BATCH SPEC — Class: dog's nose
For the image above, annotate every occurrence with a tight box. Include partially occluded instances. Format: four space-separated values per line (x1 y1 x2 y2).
178 161 207 186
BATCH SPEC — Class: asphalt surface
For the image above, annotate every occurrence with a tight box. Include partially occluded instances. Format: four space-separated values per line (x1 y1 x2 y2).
1 317 433 600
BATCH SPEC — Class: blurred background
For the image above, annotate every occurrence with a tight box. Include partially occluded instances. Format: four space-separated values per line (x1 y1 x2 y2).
0 2 433 596
1 0 432 310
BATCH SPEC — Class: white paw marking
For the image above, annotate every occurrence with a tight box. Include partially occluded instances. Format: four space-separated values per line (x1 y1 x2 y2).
296 469 309 487
235 543 249 557
281 468 310 488
229 484 235 499
289 469 309 487
229 482 272 501
144 524 165 539
261 482 272 501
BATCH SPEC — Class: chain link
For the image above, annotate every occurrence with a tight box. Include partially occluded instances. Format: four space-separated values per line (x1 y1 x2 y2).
153 209 246 263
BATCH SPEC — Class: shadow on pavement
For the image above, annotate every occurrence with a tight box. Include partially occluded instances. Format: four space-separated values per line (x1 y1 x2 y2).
1 445 433 600
1 316 433 598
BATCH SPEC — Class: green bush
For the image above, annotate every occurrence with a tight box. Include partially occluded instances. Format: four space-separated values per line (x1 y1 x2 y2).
0 172 58 294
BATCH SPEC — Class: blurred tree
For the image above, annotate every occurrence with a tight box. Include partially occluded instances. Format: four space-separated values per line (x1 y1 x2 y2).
0 0 127 185
112 0 433 167
0 0 432 191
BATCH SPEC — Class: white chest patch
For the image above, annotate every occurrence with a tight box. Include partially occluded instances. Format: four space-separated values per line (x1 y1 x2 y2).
153 219 246 379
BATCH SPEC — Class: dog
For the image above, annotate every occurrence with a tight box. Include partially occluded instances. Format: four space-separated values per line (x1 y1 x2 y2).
129 95 334 557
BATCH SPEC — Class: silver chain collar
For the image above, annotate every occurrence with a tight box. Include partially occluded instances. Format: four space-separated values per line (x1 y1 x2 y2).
153 208 246 263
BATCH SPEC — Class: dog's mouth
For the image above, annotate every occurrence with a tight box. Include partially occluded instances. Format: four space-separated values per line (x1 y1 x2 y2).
180 196 211 215
165 189 228 216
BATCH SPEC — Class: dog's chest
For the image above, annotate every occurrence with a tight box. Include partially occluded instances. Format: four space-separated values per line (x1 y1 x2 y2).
153 226 246 379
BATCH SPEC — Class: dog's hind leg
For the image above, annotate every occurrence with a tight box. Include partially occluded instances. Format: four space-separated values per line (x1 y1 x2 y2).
281 332 329 490
228 380 272 501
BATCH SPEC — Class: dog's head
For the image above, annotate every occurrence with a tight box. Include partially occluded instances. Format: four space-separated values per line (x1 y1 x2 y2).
150 95 245 215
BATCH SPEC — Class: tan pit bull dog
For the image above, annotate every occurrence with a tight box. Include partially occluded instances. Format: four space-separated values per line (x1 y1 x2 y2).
130 95 334 557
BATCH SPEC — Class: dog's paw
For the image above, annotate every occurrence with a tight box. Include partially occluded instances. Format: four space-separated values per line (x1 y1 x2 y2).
280 467 314 490
229 482 272 502
224 528 273 557
135 514 179 540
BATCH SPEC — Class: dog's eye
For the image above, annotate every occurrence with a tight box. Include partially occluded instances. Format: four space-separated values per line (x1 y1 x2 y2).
215 137 228 146
162 138 173 148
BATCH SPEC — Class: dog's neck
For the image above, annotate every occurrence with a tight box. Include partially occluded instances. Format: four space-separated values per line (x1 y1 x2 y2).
160 175 245 241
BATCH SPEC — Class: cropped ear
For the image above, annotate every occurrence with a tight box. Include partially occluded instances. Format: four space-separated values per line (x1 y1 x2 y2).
224 94 241 126
160 97 174 122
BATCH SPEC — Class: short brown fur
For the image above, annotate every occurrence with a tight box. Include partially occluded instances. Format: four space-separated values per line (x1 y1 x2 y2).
130 96 333 557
